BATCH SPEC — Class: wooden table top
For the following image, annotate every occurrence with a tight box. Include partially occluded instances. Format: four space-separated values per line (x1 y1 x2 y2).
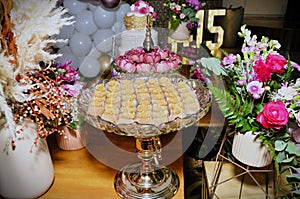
42 126 185 199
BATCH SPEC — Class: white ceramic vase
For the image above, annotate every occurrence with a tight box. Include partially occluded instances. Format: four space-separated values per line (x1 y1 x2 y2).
170 22 190 40
56 125 85 150
232 131 273 168
0 120 54 199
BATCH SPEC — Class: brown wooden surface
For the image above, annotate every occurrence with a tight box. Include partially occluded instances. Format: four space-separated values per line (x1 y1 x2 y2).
41 128 185 199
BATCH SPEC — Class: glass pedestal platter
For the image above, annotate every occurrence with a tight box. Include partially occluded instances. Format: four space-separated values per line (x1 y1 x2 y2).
78 72 211 199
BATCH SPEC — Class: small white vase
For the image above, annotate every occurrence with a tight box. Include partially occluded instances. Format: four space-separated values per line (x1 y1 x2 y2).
232 131 273 168
56 126 85 150
0 120 54 199
170 22 190 40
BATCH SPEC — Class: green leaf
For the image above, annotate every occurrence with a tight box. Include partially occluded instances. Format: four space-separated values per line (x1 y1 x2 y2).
281 156 295 163
68 122 77 130
276 151 286 163
275 140 287 152
200 57 227 76
286 143 300 156
280 165 291 173
286 174 300 181
224 109 235 118
292 189 300 196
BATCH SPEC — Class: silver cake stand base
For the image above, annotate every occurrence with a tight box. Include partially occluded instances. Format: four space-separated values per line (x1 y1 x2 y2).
114 162 179 199
114 137 179 199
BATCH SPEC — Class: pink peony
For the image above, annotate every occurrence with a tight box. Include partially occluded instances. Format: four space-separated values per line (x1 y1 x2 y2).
256 101 289 130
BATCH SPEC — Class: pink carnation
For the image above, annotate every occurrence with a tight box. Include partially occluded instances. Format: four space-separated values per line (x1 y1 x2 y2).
253 59 273 82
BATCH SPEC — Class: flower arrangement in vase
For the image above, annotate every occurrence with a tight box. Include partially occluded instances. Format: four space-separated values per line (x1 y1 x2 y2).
164 0 206 31
0 0 76 197
54 61 85 150
0 0 76 148
202 25 300 197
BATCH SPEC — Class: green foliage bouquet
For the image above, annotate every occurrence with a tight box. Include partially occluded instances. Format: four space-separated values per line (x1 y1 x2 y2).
208 25 300 197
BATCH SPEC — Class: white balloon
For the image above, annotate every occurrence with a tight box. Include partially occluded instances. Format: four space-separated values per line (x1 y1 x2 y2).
64 0 88 15
111 21 123 33
79 57 101 78
88 48 102 58
58 45 72 55
93 6 116 29
54 41 67 49
115 3 130 22
87 3 97 11
92 29 114 53
75 10 97 35
69 32 92 56
57 24 75 39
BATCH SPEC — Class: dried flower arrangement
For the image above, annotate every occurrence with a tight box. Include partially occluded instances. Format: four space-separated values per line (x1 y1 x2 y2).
0 0 75 148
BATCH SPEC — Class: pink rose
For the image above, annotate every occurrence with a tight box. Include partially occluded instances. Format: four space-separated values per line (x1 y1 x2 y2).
136 63 152 73
154 61 170 73
153 52 161 63
266 54 287 74
117 59 136 72
170 53 181 64
139 7 148 14
143 52 161 64
115 56 124 66
256 101 289 130
143 53 154 64
129 53 141 62
158 49 169 59
152 12 157 20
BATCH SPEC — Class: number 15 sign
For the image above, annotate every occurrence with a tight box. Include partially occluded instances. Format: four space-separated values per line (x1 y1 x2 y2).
168 9 226 56
196 9 226 54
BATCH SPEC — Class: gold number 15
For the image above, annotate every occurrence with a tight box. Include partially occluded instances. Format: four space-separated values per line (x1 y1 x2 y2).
196 9 226 54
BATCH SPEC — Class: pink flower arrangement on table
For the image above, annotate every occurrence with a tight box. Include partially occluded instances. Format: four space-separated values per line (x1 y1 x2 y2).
129 0 157 19
14 61 83 140
114 46 181 74
208 25 300 197
164 0 205 30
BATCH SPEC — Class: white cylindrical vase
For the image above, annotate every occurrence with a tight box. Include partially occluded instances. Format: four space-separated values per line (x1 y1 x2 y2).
232 131 273 168
0 120 54 199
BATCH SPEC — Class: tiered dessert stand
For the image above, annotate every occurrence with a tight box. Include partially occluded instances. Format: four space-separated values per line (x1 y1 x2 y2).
78 24 212 199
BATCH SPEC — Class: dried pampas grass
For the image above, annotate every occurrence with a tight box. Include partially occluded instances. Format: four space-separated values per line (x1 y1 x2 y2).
0 0 74 142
